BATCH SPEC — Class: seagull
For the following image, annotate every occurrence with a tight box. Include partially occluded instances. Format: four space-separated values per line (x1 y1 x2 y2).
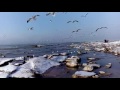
72 29 81 33
27 18 32 23
32 15 40 20
46 12 56 16
27 15 40 23
90 27 108 35
73 20 79 23
28 27 33 30
95 27 108 32
50 20 52 22
67 21 72 23
81 13 89 17
76 29 81 32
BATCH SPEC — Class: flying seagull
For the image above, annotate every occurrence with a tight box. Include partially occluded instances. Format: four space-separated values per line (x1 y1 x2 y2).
27 18 32 23
73 20 79 23
28 27 33 30
81 13 89 17
72 29 81 33
32 15 40 20
50 20 52 22
90 27 108 35
46 12 56 16
67 21 72 23
27 15 40 23
95 27 108 32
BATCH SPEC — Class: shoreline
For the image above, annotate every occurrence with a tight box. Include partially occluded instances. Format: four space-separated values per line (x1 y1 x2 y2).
0 40 120 78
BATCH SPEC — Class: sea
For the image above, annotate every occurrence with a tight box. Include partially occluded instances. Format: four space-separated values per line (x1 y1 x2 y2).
0 42 79 58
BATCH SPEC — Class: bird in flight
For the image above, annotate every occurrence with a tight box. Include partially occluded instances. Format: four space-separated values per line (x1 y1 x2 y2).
50 20 52 22
46 12 56 16
90 27 108 35
67 20 79 23
27 15 40 23
73 20 79 23
32 15 40 20
95 27 108 32
72 29 81 33
67 21 72 23
27 18 32 23
81 13 89 17
28 27 33 30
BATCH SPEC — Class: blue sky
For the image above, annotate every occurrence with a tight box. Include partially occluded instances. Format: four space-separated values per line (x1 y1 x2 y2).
0 12 120 45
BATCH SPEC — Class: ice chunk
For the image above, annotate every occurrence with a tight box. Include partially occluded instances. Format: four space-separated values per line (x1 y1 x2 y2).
0 63 17 73
0 58 14 65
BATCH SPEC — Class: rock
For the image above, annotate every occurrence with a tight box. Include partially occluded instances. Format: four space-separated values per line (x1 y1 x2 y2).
83 63 100 72
99 71 106 74
83 65 93 72
65 56 80 68
82 63 88 67
60 52 68 56
50 56 67 63
89 64 101 68
72 74 78 78
72 71 96 78
92 75 99 78
105 63 112 68
66 60 78 68
0 72 9 78
0 58 14 66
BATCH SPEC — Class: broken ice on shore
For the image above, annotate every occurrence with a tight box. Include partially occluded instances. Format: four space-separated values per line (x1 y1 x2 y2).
72 41 120 56
29 56 60 74
10 56 60 78
0 63 17 73
0 58 14 66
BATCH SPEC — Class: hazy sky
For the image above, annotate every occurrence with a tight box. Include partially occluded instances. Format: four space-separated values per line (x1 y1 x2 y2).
0 12 120 45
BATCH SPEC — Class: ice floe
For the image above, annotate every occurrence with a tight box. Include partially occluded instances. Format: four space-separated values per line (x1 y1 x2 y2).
0 58 14 66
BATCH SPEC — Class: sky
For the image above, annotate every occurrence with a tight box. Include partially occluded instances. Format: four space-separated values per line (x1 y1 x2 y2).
0 12 120 45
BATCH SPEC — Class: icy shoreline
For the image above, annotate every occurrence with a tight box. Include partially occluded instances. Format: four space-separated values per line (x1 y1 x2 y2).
0 41 120 78
71 40 120 56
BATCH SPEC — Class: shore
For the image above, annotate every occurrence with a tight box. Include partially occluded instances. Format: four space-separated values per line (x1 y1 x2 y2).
1 41 120 78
